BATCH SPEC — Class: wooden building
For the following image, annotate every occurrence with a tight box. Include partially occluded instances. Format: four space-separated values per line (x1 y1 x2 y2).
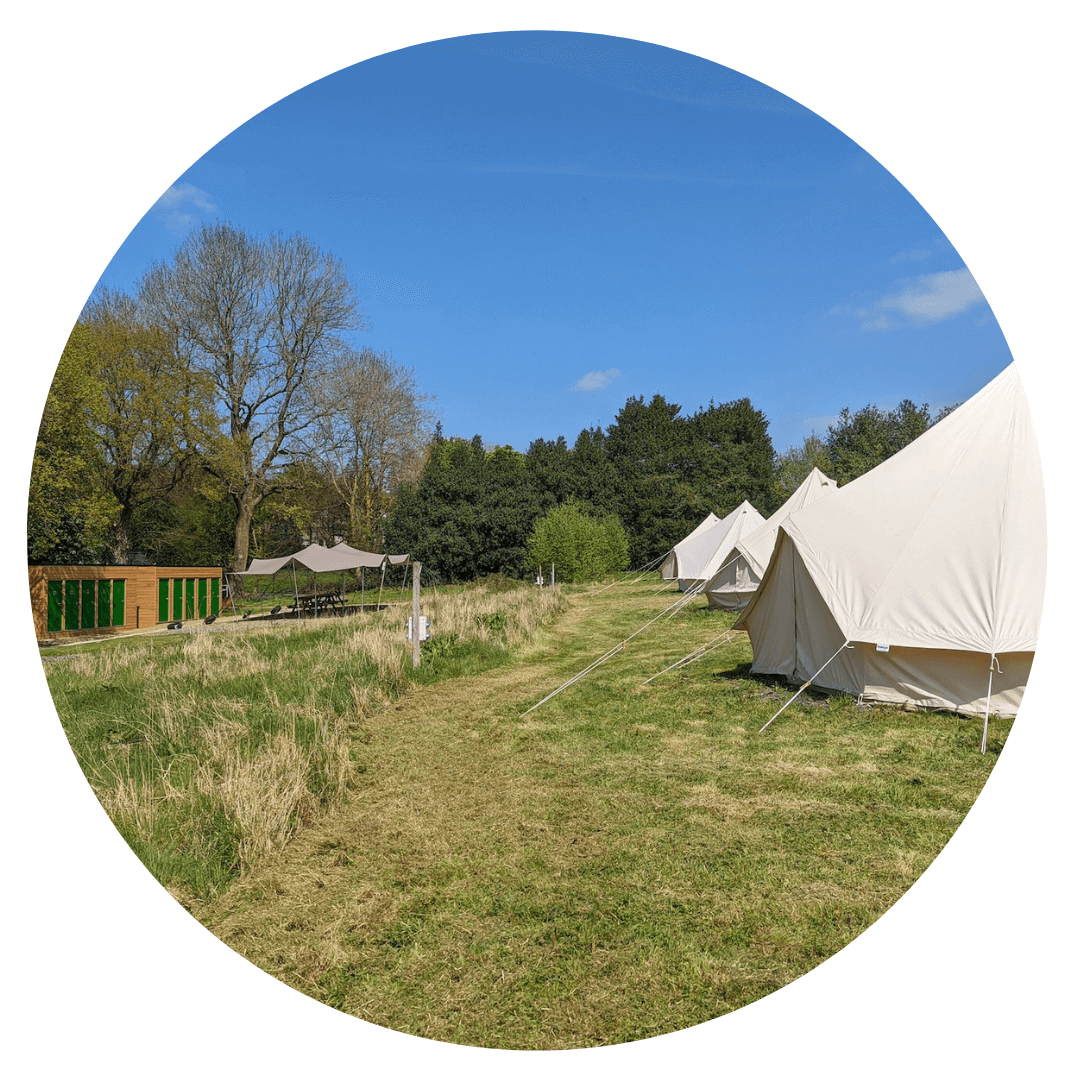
29 565 223 640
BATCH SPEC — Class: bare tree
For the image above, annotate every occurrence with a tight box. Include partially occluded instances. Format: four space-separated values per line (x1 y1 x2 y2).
304 346 434 551
139 223 362 572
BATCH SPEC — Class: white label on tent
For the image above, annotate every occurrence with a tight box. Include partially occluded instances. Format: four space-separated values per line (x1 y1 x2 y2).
876 642 890 653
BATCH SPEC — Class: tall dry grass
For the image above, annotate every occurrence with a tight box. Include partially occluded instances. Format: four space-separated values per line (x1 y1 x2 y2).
46 580 565 899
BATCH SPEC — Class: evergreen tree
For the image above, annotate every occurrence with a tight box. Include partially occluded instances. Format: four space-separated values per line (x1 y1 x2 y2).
386 435 540 581
825 399 953 484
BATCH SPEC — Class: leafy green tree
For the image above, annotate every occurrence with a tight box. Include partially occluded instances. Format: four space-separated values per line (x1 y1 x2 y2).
604 393 777 567
79 291 210 563
526 501 629 583
566 426 622 516
525 436 572 515
28 327 118 563
603 394 688 566
684 398 778 514
132 464 237 568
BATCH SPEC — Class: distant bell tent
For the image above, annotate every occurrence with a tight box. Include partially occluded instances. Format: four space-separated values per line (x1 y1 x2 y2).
734 363 1044 752
663 501 766 593
703 467 839 612
658 513 720 583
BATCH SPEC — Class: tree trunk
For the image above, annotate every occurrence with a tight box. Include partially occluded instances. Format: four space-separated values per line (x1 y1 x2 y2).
231 488 258 574
109 517 131 566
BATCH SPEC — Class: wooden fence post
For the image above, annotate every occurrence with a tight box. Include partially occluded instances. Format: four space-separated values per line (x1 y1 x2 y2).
412 562 421 669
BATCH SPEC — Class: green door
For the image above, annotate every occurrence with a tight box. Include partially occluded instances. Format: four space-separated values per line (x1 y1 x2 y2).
112 580 125 626
210 577 220 616
185 578 195 619
158 579 169 622
97 580 112 627
47 581 63 632
80 581 96 629
64 581 80 630
173 578 183 621
198 578 208 619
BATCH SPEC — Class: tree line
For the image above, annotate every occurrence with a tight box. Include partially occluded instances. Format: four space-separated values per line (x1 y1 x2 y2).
29 223 432 575
28 222 955 582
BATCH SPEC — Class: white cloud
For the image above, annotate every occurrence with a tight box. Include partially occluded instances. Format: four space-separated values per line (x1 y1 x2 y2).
574 367 620 392
153 182 217 231
841 268 987 331
888 247 932 263
878 268 986 323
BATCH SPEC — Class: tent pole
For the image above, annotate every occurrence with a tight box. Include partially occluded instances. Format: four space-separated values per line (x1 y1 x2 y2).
378 562 386 609
291 564 299 620
361 567 365 612
759 641 853 733
981 655 1000 755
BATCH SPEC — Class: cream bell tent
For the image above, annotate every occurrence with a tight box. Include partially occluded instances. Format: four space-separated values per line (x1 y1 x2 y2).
659 513 720 582
668 501 766 592
733 364 1044 737
704 467 838 611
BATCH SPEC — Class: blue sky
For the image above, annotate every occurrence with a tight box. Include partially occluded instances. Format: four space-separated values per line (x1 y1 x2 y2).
91 30 1012 456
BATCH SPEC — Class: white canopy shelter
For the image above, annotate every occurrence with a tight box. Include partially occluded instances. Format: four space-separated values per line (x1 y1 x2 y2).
733 364 1045 734
233 542 412 616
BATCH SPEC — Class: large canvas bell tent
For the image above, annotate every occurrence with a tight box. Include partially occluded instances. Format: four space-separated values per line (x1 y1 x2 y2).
704 467 838 611
733 363 1044 723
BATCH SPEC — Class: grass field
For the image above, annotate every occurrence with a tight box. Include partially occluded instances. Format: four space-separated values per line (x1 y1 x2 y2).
44 576 1009 1050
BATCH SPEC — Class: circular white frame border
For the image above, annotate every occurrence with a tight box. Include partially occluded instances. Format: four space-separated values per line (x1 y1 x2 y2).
12 10 1067 1071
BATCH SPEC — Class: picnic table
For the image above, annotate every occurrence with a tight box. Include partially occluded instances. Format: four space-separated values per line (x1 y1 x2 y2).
289 584 348 616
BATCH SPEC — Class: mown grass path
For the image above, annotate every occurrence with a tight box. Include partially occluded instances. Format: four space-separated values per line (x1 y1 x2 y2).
194 579 1006 1050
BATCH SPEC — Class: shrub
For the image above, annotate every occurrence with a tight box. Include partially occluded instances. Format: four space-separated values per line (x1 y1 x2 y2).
526 500 629 583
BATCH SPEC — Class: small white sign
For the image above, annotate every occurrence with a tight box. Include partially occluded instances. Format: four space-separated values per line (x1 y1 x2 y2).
875 642 890 653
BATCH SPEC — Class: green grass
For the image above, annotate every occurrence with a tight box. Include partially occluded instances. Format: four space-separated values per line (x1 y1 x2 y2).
44 577 1009 1048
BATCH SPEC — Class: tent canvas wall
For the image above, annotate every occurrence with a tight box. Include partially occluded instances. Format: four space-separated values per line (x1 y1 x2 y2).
659 513 720 581
733 364 1044 720
704 467 838 611
669 501 766 592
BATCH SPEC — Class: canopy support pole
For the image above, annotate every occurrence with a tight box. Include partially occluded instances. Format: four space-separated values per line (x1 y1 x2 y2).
377 562 386 609
759 641 853 733
291 564 299 620
361 567 365 612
